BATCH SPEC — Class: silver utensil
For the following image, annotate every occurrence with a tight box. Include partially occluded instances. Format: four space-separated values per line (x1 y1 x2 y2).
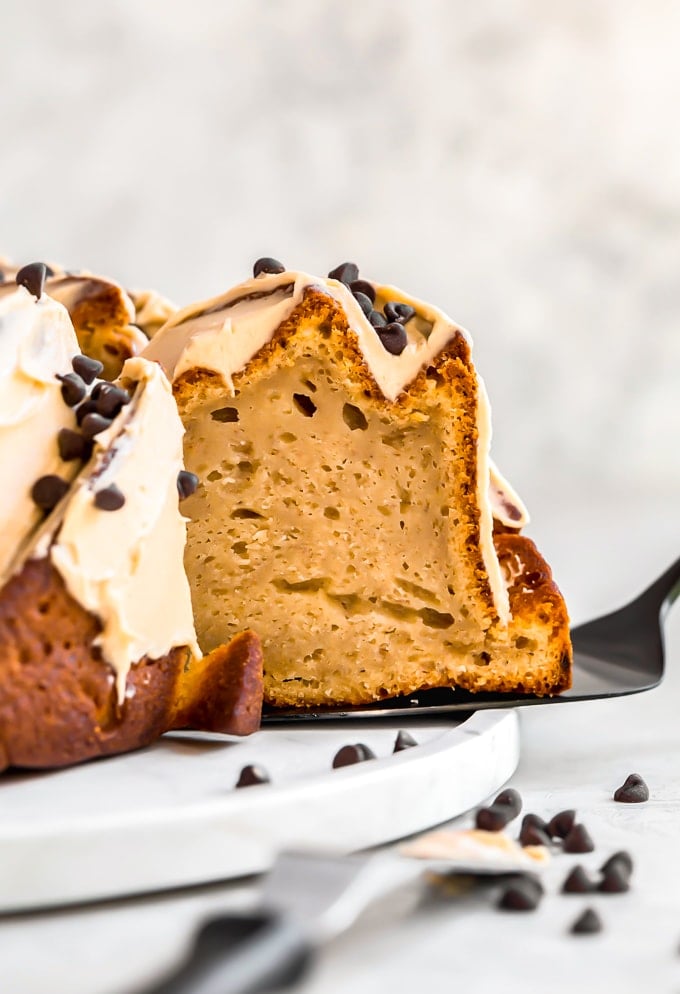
262 554 680 722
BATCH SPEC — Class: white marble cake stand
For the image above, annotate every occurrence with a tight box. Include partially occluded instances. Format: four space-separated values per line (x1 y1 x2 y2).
0 709 518 912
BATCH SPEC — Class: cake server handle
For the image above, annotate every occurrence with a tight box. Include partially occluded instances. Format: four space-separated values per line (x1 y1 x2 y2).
137 909 312 994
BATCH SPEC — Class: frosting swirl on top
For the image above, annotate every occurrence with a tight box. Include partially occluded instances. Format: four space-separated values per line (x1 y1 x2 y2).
0 285 79 579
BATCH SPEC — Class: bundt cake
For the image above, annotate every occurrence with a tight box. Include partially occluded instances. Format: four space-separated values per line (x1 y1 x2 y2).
0 267 262 771
143 259 572 708
0 257 176 379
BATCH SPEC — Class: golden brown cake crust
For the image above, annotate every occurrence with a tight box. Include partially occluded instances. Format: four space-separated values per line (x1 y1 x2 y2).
0 557 264 771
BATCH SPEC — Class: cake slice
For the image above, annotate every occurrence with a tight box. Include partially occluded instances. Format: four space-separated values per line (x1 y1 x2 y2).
144 259 572 707
0 275 262 770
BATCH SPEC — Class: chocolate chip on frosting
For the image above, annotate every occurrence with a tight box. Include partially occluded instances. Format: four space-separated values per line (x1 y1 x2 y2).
368 309 387 328
384 301 416 324
94 384 130 419
177 470 199 500
57 373 87 408
352 291 374 316
80 412 113 438
393 729 418 752
31 474 69 511
72 354 104 385
94 484 125 511
57 428 93 463
75 399 99 425
253 257 285 277
15 262 47 300
377 322 408 356
350 280 376 304
328 262 359 285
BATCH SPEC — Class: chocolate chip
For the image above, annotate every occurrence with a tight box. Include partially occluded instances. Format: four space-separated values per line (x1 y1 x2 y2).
393 730 418 753
519 813 549 847
599 864 630 893
94 484 125 511
384 301 416 324
562 865 596 894
476 804 512 832
600 850 633 879
570 908 603 934
494 788 522 820
235 764 270 788
80 412 113 438
377 322 408 356
349 280 375 304
15 262 47 300
328 262 359 285
332 743 376 769
177 470 199 500
548 809 576 839
614 773 649 803
368 309 386 328
31 475 69 511
253 257 285 277
94 384 130 419
75 400 99 425
0 269 6 283
563 823 595 853
57 373 87 407
498 876 543 912
71 354 104 384
352 291 373 316
57 428 93 462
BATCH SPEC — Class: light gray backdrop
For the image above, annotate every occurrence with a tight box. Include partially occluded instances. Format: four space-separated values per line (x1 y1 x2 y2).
2 0 679 567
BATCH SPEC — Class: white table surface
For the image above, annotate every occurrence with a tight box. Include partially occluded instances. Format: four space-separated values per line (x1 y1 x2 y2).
3 495 680 994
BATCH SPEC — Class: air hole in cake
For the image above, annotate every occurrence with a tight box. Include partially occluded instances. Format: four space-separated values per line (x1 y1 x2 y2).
475 651 491 666
293 393 317 417
302 379 317 393
342 403 368 432
280 432 297 443
37 601 49 615
207 470 222 482
231 508 264 519
232 541 248 557
324 507 340 519
211 406 239 423
515 636 536 650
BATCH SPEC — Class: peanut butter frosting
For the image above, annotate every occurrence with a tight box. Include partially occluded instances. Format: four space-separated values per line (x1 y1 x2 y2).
48 357 201 702
0 285 80 578
142 266 528 623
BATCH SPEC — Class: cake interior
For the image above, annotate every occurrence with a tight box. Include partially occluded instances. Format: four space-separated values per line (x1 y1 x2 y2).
180 333 536 706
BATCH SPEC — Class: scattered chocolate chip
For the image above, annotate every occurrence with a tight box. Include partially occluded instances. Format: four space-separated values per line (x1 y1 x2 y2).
498 876 543 912
57 372 87 407
332 743 376 769
57 428 93 462
72 354 104 384
377 322 408 356
177 470 199 500
94 384 130 419
570 908 603 934
563 823 595 854
94 484 125 511
31 474 69 511
600 850 633 879
384 301 416 324
349 280 375 304
476 804 512 832
519 813 549 847
494 788 522 820
75 400 99 426
368 309 386 328
328 262 359 285
599 864 630 893
614 773 649 803
562 865 596 894
236 764 271 788
15 262 47 300
393 730 418 753
80 412 113 438
253 257 285 277
352 291 373 316
548 809 576 839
